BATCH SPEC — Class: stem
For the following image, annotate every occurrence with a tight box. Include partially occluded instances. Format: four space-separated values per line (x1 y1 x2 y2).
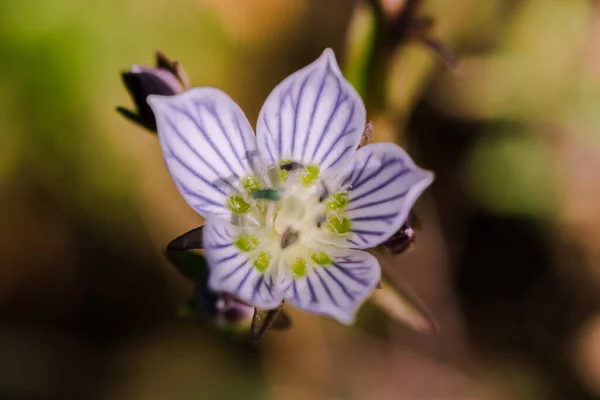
361 0 425 113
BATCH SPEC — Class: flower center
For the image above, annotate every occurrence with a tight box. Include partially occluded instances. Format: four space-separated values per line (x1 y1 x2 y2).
230 162 352 282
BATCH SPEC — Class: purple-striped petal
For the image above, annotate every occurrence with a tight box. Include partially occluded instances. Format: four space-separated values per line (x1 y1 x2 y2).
148 88 258 220
203 221 283 309
256 48 366 173
282 247 380 325
336 143 433 249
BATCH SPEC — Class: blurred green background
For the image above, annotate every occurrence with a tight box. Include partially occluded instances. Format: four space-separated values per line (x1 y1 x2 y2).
1 0 600 398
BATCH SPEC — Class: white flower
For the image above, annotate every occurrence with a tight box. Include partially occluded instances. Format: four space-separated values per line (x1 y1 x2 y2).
148 49 433 325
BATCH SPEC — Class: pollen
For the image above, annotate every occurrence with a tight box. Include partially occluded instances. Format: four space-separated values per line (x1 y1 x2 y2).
301 164 320 186
325 192 348 210
227 195 252 213
326 214 352 234
291 257 307 277
311 251 332 266
234 234 259 252
253 251 272 272
242 175 262 191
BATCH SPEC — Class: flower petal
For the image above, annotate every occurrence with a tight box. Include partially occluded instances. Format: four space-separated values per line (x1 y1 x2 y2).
336 143 434 249
203 220 283 309
282 247 380 325
148 88 259 220
256 48 366 174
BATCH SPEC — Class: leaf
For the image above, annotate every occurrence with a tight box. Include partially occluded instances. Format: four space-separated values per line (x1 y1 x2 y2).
165 248 208 281
177 299 198 319
167 226 204 251
368 274 438 335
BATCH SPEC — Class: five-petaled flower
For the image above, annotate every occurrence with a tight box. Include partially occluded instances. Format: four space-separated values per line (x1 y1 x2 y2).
148 49 433 324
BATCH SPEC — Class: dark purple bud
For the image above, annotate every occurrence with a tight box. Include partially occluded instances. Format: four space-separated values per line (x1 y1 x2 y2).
193 283 254 328
382 215 416 254
213 293 255 328
117 50 190 132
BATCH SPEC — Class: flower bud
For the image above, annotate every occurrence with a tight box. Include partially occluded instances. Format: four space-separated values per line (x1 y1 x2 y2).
117 51 190 132
382 213 417 254
194 283 255 329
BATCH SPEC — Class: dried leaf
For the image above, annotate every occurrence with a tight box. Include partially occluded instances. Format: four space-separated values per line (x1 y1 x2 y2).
359 121 374 147
250 302 289 342
368 274 438 335
156 50 191 89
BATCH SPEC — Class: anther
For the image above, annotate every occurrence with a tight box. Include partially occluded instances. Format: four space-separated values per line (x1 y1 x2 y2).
280 162 303 171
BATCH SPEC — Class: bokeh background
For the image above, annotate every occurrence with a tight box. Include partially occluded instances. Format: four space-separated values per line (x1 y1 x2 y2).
1 0 600 398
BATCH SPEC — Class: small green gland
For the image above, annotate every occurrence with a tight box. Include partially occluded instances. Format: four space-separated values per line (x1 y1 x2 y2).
234 235 259 252
227 195 251 213
242 175 261 191
311 251 332 266
291 258 307 278
253 251 271 273
326 214 352 234
326 192 349 210
302 164 320 186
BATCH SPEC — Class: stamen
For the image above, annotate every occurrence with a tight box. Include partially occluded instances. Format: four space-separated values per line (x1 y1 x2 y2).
266 201 276 225
213 176 237 190
267 166 282 187
318 182 329 202
227 195 251 213
281 227 300 249
316 215 326 228
231 213 247 228
243 213 263 228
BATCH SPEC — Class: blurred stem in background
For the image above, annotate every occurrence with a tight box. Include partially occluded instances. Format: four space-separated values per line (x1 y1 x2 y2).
345 0 456 117
338 0 456 338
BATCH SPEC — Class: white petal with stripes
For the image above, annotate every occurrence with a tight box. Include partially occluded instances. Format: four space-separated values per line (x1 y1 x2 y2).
334 143 434 249
256 49 366 174
148 88 259 220
203 220 283 309
282 247 380 325
148 48 434 326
